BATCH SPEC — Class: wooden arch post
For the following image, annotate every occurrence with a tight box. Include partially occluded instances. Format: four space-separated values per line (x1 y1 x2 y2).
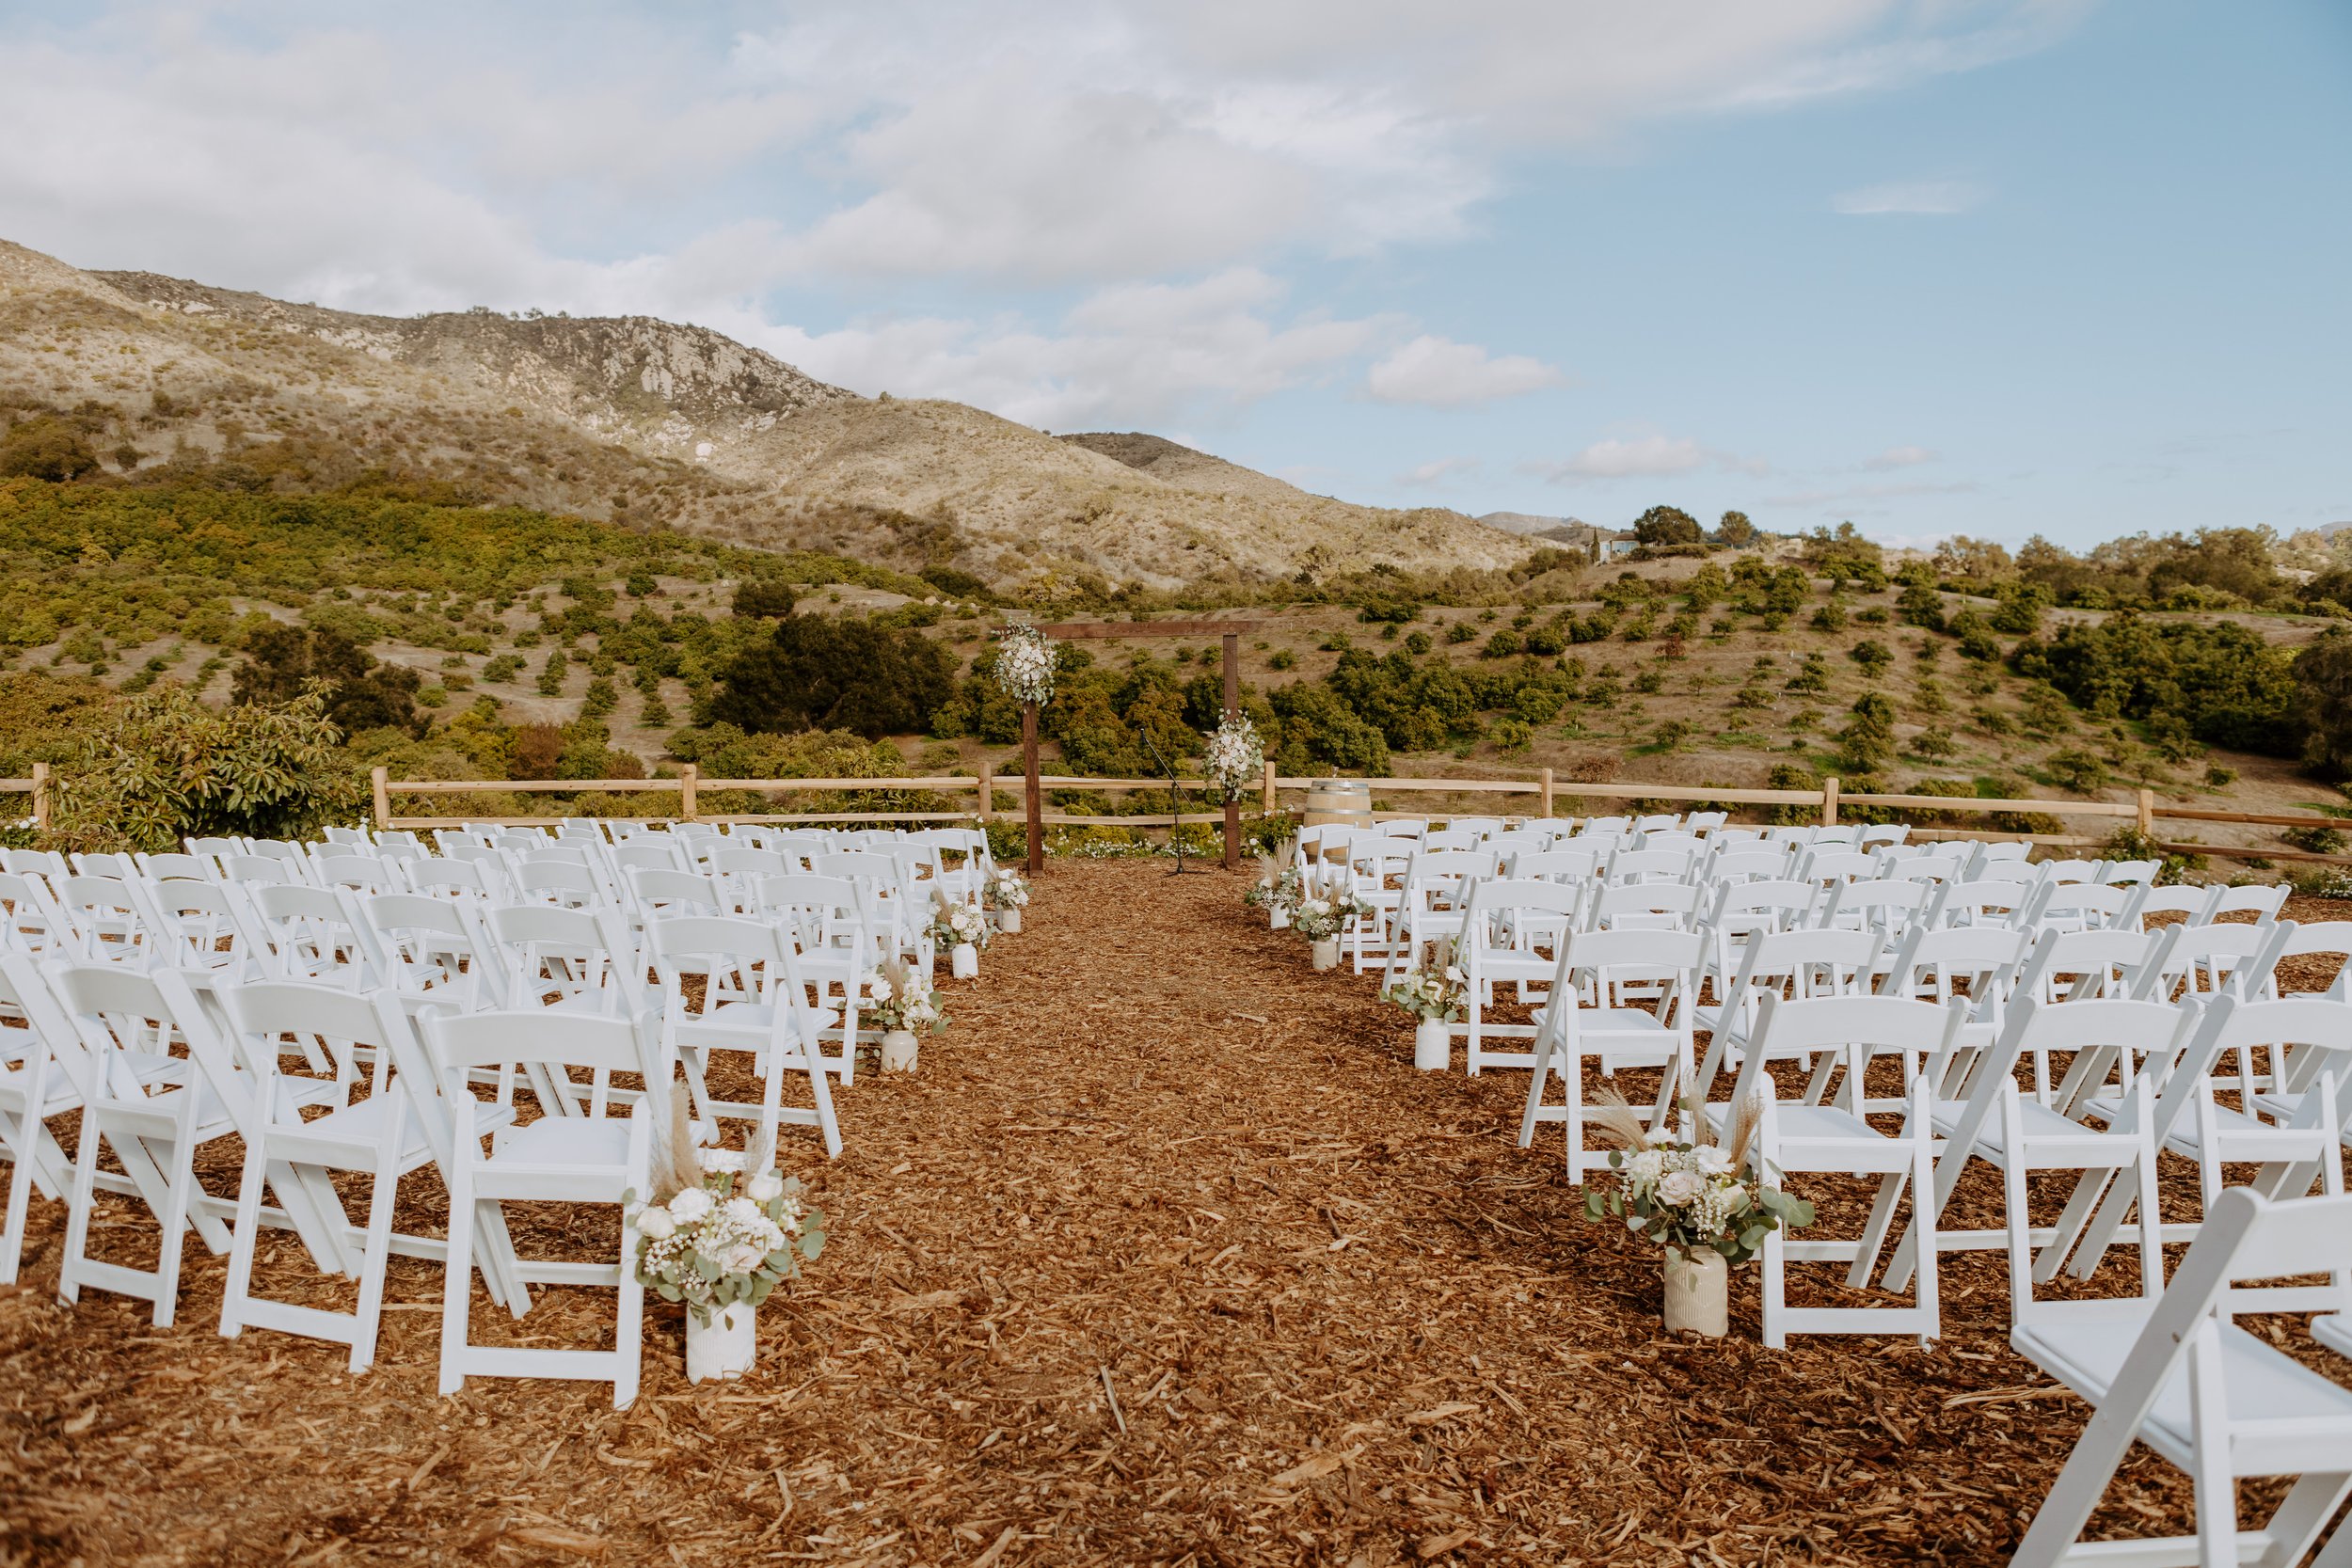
1009 616 1262 873
1023 699 1042 879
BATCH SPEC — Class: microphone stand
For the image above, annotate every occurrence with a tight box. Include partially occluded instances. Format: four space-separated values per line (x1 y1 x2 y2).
1140 728 1191 877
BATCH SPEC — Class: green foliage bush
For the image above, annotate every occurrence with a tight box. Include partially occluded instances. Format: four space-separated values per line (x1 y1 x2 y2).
708 612 955 740
47 685 362 852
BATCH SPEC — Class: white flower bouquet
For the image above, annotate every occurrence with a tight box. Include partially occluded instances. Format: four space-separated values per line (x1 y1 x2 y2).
628 1105 825 1326
1381 941 1466 1022
1201 713 1264 804
993 624 1057 706
930 892 992 949
1581 1091 1812 1265
982 869 1030 911
1243 838 1300 914
866 958 948 1035
1289 892 1373 942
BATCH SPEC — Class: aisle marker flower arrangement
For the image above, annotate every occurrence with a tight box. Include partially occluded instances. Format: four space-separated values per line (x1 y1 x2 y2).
930 891 992 949
628 1098 826 1325
982 868 1030 911
1581 1089 1813 1265
1201 714 1264 803
993 623 1057 706
1243 838 1300 915
1380 938 1468 1022
866 957 948 1035
1289 890 1374 942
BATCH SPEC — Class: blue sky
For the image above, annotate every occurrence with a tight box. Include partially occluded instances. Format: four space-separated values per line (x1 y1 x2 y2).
0 1 2344 546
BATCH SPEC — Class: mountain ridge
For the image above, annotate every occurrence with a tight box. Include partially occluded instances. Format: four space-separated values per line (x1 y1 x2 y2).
0 239 1532 590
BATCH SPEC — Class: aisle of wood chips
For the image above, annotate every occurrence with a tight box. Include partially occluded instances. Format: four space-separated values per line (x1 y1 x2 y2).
0 863 2263 1565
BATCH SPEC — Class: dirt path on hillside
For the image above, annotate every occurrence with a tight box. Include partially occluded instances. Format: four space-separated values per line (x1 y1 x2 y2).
5 865 2309 1566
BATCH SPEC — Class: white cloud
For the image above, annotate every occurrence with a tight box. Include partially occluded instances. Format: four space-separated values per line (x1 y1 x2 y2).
1831 180 1989 215
1524 430 1768 483
739 270 1391 428
0 2 2078 432
1364 336 1562 407
1395 455 1483 487
1864 444 1939 469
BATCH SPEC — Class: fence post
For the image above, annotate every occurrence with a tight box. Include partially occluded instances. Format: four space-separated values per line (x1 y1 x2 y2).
1539 766 1554 821
30 761 49 831
1821 776 1839 827
1262 759 1277 816
370 766 390 831
2136 787 2154 839
977 762 993 824
679 765 699 822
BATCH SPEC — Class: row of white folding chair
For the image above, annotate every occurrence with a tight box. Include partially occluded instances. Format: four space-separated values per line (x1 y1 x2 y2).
3 945 837 1399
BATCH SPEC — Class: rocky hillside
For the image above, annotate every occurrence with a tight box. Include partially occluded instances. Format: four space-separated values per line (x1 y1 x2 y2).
0 239 1529 590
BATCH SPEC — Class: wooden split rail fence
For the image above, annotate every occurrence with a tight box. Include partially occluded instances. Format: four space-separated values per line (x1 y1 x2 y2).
4 760 2347 867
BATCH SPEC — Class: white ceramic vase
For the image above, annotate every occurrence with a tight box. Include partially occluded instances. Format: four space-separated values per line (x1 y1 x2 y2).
1413 1018 1451 1071
1663 1247 1728 1338
881 1028 919 1072
950 942 979 979
687 1301 757 1383
1269 906 1291 930
995 906 1022 935
1310 937 1340 971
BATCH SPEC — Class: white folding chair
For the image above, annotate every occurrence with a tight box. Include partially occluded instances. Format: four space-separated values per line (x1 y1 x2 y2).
1458 879 1581 1073
213 978 522 1370
0 950 83 1284
645 916 842 1158
421 1006 658 1408
1517 927 1703 1175
2007 1188 2352 1568
1734 994 1953 1347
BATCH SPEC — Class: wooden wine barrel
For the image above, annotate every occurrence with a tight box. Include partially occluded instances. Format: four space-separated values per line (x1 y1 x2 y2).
1304 779 1372 830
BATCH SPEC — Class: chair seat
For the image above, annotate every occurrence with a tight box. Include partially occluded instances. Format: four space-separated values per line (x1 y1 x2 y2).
2014 1302 2352 1473
492 1117 634 1167
1932 1097 2095 1154
299 1091 515 1160
1706 1100 1879 1142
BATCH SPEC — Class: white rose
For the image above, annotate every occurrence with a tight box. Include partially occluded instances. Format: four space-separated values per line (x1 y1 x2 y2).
1626 1150 1665 1183
699 1147 747 1175
1659 1171 1708 1207
723 1196 764 1227
748 1171 784 1203
1695 1146 1734 1176
722 1243 768 1275
868 979 894 1003
667 1187 713 1223
634 1207 676 1240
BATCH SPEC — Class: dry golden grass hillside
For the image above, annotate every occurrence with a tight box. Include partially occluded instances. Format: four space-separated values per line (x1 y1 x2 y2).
0 239 1528 591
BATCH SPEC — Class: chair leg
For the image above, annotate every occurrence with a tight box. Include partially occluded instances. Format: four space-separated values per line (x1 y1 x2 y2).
217 1132 269 1339
349 1157 401 1374
439 1154 476 1397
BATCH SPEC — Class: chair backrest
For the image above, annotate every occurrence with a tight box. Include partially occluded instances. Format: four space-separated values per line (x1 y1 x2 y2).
1879 923 2033 1012
1820 878 1933 933
1795 848 1877 886
1555 927 1707 1011
2097 858 2161 888
2037 859 2100 886
2024 880 2131 927
513 858 604 910
490 903 645 1014
1932 877 2031 927
1732 991 1965 1109
2274 922 2352 998
1587 880 1704 930
628 866 723 916
1418 830 1477 853
2012 924 2156 1002
1705 847 1795 884
247 882 381 986
420 1006 658 1128
1505 847 1600 884
1604 847 1693 885
2210 883 2290 924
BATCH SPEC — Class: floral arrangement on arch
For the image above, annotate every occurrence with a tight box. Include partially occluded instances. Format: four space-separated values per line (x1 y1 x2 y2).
628 1098 825 1325
993 624 1057 707
1581 1089 1813 1266
866 957 947 1035
982 868 1030 911
1380 937 1467 1022
1289 890 1374 942
930 891 992 950
1200 713 1264 804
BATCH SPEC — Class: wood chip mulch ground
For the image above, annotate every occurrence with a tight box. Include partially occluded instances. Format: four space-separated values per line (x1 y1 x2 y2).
6 872 2351 1567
